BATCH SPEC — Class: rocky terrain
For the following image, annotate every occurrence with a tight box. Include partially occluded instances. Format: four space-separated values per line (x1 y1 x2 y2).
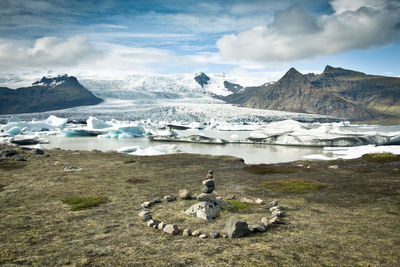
223 66 400 122
0 144 399 266
0 75 103 114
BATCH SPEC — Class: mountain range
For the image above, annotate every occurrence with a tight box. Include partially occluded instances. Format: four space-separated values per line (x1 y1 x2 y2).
1 66 399 122
0 75 103 114
222 66 400 122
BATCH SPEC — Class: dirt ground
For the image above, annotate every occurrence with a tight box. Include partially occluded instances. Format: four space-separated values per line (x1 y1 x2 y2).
1 145 399 266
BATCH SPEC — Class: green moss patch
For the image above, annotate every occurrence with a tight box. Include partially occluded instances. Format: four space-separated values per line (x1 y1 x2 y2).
262 179 324 194
243 164 298 175
62 196 107 211
362 153 400 163
224 200 254 212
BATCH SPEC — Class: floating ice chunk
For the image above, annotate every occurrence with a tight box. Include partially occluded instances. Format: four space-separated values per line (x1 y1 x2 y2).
155 128 178 137
117 146 139 153
63 128 106 137
7 126 22 135
230 134 239 140
87 116 111 130
216 124 260 131
304 145 400 161
118 126 145 137
249 132 268 138
129 144 182 156
43 115 68 127
97 126 145 139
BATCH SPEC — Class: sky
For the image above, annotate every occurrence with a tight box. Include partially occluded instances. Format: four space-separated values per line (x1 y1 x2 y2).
0 0 399 82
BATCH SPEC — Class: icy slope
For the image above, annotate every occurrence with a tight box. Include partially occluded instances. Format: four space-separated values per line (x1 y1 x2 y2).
79 73 268 99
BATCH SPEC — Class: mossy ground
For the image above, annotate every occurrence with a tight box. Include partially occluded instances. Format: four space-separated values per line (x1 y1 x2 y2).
362 152 400 163
63 196 107 211
0 146 399 266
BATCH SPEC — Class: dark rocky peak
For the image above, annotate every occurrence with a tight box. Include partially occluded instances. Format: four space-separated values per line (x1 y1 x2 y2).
194 72 210 88
223 81 243 94
32 74 73 87
322 65 365 77
277 67 310 86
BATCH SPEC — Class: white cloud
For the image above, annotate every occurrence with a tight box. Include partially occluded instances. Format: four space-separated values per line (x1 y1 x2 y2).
0 36 98 70
217 0 400 63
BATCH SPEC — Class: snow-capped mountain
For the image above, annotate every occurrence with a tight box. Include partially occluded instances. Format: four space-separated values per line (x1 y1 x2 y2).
79 72 268 99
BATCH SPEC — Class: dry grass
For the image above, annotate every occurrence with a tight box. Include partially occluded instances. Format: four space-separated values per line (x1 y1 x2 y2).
262 179 325 194
0 147 399 266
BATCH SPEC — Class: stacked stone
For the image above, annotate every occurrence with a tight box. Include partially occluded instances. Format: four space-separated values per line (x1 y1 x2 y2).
185 169 227 222
202 170 215 193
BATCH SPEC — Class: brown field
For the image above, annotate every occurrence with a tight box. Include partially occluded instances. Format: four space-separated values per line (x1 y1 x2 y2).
1 146 399 266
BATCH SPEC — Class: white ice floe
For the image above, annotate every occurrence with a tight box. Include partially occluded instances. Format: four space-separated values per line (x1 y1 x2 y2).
87 116 111 130
248 120 400 147
128 144 182 156
1 115 67 134
304 145 400 160
117 146 140 153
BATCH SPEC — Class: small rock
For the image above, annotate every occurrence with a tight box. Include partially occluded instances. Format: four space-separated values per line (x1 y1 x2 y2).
138 210 150 218
164 196 176 202
269 206 281 212
146 220 155 227
222 233 228 238
223 218 250 238
197 193 216 202
202 185 214 194
54 161 59 166
179 189 191 199
328 165 339 169
271 210 284 218
255 198 264 205
199 234 207 239
248 223 266 232
210 232 220 239
158 222 167 230
240 198 254 204
163 224 178 235
192 229 202 236
202 179 215 187
32 148 44 155
182 229 192 236
153 224 158 229
141 201 151 208
150 197 161 204
226 194 236 200
261 217 269 227
269 216 280 224
141 213 152 222
264 200 278 209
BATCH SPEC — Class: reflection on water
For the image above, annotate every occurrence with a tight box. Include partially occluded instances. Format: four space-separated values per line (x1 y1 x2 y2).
42 136 323 164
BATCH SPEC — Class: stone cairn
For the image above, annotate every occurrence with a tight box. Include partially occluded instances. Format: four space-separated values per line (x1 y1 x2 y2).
137 169 285 239
184 170 227 222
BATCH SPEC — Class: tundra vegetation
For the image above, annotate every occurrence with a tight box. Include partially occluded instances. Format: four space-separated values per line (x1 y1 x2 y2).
0 145 399 266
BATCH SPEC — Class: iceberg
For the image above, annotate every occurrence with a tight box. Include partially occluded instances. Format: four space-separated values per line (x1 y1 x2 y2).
117 146 139 153
87 116 111 130
7 126 22 135
97 126 145 139
304 145 400 160
129 144 182 156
